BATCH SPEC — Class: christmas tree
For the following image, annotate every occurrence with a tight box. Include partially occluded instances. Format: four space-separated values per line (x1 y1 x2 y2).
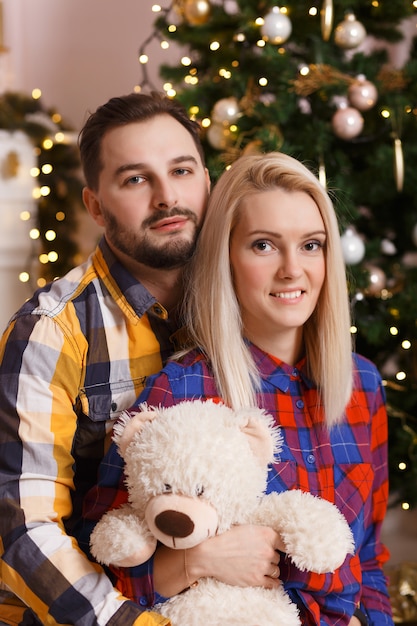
139 0 417 508
0 91 84 286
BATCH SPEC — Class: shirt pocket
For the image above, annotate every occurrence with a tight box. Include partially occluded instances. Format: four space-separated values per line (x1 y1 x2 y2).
79 377 146 422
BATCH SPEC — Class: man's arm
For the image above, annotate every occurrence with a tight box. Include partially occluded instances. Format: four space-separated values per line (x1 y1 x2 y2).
0 314 168 626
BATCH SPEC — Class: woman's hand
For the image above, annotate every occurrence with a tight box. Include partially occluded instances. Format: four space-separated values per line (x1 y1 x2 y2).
191 524 284 588
154 524 284 597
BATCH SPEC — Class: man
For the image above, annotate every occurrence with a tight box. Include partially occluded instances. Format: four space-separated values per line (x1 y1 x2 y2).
0 92 210 626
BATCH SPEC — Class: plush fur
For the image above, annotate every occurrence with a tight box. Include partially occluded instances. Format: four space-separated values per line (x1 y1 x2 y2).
90 399 354 626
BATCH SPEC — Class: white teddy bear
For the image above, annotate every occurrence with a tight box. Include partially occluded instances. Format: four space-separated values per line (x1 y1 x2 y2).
90 399 354 626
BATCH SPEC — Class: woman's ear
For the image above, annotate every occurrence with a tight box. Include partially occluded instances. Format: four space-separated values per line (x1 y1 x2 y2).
82 187 105 227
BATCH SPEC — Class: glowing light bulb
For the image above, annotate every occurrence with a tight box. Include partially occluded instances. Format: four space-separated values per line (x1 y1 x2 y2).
45 230 56 241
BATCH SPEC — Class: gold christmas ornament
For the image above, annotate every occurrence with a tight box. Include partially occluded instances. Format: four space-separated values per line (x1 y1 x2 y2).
394 136 404 193
320 0 334 42
1 150 20 178
206 122 233 150
364 264 387 297
176 0 212 26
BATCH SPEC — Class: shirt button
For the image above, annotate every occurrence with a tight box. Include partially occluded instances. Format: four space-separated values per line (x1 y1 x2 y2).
111 402 117 412
296 399 304 409
306 454 315 464
139 597 148 606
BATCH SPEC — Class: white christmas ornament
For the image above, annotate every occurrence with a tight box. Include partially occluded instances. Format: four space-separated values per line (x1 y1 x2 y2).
261 7 292 45
341 228 365 265
334 12 366 49
380 239 397 256
206 122 232 150
348 75 378 111
212 97 241 124
332 98 364 140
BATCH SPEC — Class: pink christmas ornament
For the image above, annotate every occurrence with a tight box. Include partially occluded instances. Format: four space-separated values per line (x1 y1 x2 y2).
365 264 386 296
332 100 364 140
348 76 378 111
334 12 366 49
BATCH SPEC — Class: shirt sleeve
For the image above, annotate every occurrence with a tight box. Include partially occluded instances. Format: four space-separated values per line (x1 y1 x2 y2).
357 370 393 625
0 314 162 626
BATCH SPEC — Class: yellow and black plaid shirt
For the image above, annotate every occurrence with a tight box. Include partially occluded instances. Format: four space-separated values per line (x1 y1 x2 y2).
0 237 175 626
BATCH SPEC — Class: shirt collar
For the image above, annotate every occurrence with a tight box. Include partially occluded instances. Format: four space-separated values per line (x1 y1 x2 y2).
248 342 315 392
94 237 168 321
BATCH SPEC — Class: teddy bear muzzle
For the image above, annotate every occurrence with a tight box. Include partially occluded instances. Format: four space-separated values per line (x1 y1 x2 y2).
145 493 219 550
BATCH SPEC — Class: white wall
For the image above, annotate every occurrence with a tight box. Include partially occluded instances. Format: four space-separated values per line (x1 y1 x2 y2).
1 0 182 131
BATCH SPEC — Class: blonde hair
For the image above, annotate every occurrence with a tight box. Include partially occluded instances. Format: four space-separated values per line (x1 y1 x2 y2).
183 152 353 427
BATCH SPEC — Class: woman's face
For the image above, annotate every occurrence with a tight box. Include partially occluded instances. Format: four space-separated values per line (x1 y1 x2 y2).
229 187 326 361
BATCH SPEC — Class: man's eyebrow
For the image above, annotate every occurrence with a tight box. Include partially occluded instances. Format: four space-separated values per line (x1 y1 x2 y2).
115 155 199 177
170 155 199 165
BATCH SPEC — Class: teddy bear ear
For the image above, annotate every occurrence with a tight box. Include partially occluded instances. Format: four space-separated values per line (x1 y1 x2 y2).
112 403 157 458
240 409 283 467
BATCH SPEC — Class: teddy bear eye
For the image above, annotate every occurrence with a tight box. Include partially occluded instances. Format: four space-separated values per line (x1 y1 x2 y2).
196 485 204 497
163 484 172 493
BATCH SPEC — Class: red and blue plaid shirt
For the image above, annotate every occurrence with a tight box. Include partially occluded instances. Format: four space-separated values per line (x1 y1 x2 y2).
80 344 393 626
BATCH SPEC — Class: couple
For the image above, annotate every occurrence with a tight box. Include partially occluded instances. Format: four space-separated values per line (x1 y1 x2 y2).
0 92 393 625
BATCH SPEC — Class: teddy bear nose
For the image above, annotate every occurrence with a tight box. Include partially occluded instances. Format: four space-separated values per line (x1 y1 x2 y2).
155 510 195 538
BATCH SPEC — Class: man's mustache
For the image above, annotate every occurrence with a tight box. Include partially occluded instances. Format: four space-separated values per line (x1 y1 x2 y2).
143 207 198 228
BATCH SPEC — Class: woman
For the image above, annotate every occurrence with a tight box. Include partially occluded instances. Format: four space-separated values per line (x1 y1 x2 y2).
81 152 393 625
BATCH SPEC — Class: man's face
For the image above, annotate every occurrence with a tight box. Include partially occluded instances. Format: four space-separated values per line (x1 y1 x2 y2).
84 114 210 269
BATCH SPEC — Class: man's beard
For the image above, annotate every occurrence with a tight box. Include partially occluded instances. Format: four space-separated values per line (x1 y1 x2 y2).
102 206 201 269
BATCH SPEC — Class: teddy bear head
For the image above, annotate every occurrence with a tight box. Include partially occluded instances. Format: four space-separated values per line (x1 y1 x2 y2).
113 399 282 551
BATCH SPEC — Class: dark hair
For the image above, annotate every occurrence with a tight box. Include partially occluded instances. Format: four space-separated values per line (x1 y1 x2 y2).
78 91 205 190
